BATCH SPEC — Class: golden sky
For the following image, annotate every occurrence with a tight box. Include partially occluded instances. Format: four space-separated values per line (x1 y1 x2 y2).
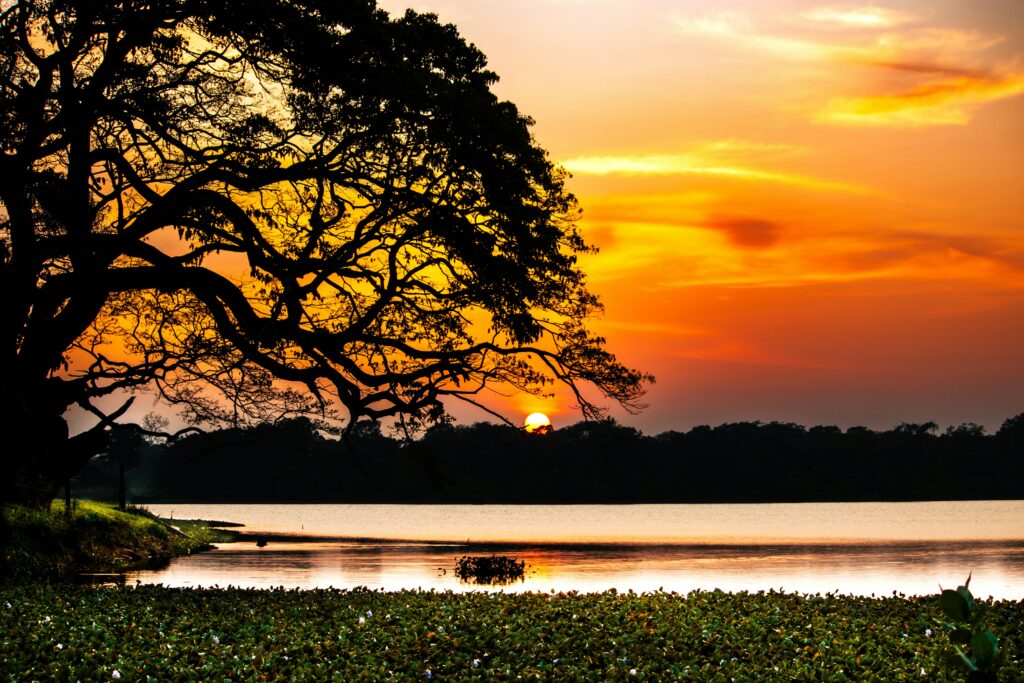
376 0 1024 432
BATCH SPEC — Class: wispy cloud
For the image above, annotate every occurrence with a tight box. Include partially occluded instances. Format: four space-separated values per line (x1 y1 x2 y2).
673 11 832 60
670 6 1024 127
562 152 869 193
672 10 750 38
800 5 916 29
817 67 1024 127
597 320 712 337
704 216 784 249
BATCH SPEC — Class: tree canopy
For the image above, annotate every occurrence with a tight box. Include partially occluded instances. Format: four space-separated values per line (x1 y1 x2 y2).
73 414 1024 504
0 0 650 507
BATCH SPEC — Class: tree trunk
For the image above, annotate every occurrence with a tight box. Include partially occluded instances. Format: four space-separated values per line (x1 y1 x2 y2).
2 397 107 510
118 463 126 511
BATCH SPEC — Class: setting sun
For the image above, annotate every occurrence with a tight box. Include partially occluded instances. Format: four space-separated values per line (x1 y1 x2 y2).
524 412 552 434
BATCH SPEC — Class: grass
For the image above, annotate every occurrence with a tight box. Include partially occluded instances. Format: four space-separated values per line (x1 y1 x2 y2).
1 584 1021 681
0 500 222 578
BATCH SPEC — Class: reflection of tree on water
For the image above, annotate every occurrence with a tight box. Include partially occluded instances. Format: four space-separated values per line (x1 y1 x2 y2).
454 555 526 585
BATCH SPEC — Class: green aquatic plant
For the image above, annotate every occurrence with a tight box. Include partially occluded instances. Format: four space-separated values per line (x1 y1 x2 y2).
1 585 1022 680
938 573 1001 682
454 555 526 585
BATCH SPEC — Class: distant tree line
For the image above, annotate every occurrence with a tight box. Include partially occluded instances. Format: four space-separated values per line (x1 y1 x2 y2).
73 414 1024 504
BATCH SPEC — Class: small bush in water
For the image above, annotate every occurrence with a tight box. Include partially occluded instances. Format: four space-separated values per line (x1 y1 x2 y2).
454 555 525 584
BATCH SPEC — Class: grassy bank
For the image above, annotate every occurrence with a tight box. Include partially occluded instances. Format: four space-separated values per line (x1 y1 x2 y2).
0 501 231 579
1 585 1020 681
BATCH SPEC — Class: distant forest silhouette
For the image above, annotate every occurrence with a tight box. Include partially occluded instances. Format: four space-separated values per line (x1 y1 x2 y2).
74 414 1024 504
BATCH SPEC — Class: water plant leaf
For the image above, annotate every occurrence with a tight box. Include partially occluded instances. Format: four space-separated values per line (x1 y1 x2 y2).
940 589 970 622
971 631 998 668
2 584 1021 681
953 645 979 671
956 584 975 616
951 626 972 645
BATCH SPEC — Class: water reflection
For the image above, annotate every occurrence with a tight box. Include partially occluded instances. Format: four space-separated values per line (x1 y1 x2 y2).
133 503 1024 598
126 539 1024 599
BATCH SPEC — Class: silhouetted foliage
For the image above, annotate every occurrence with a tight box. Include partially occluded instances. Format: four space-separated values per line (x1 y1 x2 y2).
74 413 1024 504
454 555 525 585
0 0 649 508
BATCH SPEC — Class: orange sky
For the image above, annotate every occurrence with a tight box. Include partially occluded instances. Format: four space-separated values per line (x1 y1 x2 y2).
379 0 1024 432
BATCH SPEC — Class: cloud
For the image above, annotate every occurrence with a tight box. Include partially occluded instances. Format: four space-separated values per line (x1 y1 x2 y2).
562 152 869 193
672 11 831 60
816 69 1024 126
704 216 784 249
598 320 712 337
800 5 916 29
672 11 750 38
670 7 1024 127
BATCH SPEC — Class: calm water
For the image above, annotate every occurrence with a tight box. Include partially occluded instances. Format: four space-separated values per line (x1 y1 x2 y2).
128 502 1024 598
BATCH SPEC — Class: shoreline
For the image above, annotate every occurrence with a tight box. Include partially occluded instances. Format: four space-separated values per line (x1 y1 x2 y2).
0 501 236 580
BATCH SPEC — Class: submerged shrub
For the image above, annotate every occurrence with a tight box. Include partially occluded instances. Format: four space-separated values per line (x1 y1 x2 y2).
454 555 526 584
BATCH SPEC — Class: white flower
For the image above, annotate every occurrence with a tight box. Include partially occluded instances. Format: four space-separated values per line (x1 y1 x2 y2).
56 643 63 650
212 635 220 644
425 670 433 680
5 602 10 609
472 659 481 668
630 669 638 676
43 616 51 623
366 610 373 618
920 667 927 677
358 616 365 625
925 628 933 637
112 670 121 680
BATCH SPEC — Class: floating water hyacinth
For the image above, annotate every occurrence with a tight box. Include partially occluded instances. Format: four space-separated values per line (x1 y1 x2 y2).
1 584 1022 679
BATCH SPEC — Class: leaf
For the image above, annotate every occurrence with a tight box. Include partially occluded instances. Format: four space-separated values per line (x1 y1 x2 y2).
951 627 972 645
953 645 979 672
956 585 975 617
940 589 970 623
971 631 998 668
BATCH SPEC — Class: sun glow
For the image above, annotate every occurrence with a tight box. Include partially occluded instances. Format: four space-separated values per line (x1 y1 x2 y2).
523 412 552 434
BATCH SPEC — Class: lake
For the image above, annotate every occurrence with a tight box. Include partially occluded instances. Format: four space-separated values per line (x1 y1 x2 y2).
128 501 1024 598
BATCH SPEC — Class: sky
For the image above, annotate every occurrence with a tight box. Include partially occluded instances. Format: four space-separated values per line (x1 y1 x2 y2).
376 0 1024 433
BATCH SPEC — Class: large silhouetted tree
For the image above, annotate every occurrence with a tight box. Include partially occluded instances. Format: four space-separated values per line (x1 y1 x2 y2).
0 0 651 508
